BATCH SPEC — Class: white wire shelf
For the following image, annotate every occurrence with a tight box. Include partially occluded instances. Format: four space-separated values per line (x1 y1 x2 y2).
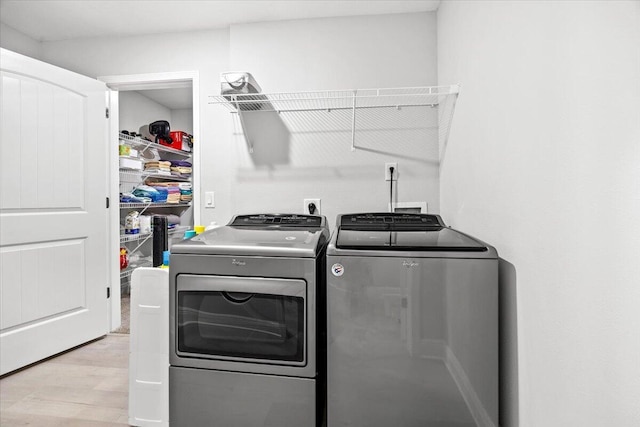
209 86 458 112
119 133 192 158
120 232 152 244
121 202 191 208
208 85 459 155
120 225 190 244
120 169 191 181
144 173 191 182
120 225 190 258
119 169 143 183
120 202 192 216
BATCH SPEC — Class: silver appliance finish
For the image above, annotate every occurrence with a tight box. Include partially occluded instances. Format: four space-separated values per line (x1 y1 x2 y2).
169 214 329 427
327 213 499 427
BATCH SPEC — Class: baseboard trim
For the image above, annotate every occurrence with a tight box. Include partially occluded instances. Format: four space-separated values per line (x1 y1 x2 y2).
415 338 447 359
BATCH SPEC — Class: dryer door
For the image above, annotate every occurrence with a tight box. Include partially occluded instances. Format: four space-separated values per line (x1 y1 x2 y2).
175 275 307 367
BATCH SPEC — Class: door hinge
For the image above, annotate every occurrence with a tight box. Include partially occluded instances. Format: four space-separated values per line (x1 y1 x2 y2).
107 287 111 299
106 107 109 118
106 197 110 208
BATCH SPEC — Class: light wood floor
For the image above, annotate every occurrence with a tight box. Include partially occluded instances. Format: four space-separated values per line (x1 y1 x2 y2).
0 334 129 426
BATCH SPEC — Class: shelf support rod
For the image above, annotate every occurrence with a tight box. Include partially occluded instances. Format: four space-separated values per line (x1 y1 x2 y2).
226 103 438 114
351 90 357 151
438 93 460 165
127 233 153 256
138 201 153 216
234 96 254 154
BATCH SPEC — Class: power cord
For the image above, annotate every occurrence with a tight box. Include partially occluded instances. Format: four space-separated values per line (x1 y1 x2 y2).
389 166 395 212
308 202 317 215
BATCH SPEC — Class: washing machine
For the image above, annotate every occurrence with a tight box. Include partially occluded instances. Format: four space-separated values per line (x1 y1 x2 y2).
326 212 498 427
169 214 329 427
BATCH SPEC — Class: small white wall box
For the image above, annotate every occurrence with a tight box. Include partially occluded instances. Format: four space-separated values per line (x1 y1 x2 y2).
389 201 428 214
221 72 266 112
220 71 261 96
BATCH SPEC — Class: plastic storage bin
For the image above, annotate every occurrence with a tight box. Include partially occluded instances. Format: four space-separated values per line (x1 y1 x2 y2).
159 131 191 152
128 268 169 427
119 157 143 170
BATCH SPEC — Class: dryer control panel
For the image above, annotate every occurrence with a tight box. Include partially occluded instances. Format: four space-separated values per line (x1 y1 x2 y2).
230 214 326 228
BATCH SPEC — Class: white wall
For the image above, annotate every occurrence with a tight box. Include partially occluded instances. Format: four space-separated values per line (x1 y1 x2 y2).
39 29 230 227
0 23 42 60
38 13 438 229
223 13 438 227
171 109 193 134
119 91 171 135
437 1 640 426
230 14 436 91
118 92 192 137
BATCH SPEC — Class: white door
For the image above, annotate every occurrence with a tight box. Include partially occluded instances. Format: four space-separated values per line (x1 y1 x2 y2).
0 48 109 375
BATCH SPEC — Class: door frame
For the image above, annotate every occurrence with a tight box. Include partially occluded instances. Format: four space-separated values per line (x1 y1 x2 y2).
98 71 200 331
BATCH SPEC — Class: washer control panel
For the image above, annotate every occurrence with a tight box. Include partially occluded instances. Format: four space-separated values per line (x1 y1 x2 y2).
340 213 444 230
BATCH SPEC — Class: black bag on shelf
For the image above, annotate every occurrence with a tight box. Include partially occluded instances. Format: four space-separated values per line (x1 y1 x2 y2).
149 120 172 144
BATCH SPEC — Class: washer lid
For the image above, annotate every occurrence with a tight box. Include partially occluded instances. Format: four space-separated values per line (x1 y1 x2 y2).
336 228 488 252
335 213 487 252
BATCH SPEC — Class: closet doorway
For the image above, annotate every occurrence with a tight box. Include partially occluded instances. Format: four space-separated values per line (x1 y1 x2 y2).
100 71 200 333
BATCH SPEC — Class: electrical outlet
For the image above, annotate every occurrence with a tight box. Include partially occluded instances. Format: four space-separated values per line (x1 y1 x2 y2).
385 162 398 181
303 198 321 215
205 191 215 208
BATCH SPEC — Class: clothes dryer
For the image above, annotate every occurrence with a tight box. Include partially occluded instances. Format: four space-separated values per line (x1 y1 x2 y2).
169 214 329 427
